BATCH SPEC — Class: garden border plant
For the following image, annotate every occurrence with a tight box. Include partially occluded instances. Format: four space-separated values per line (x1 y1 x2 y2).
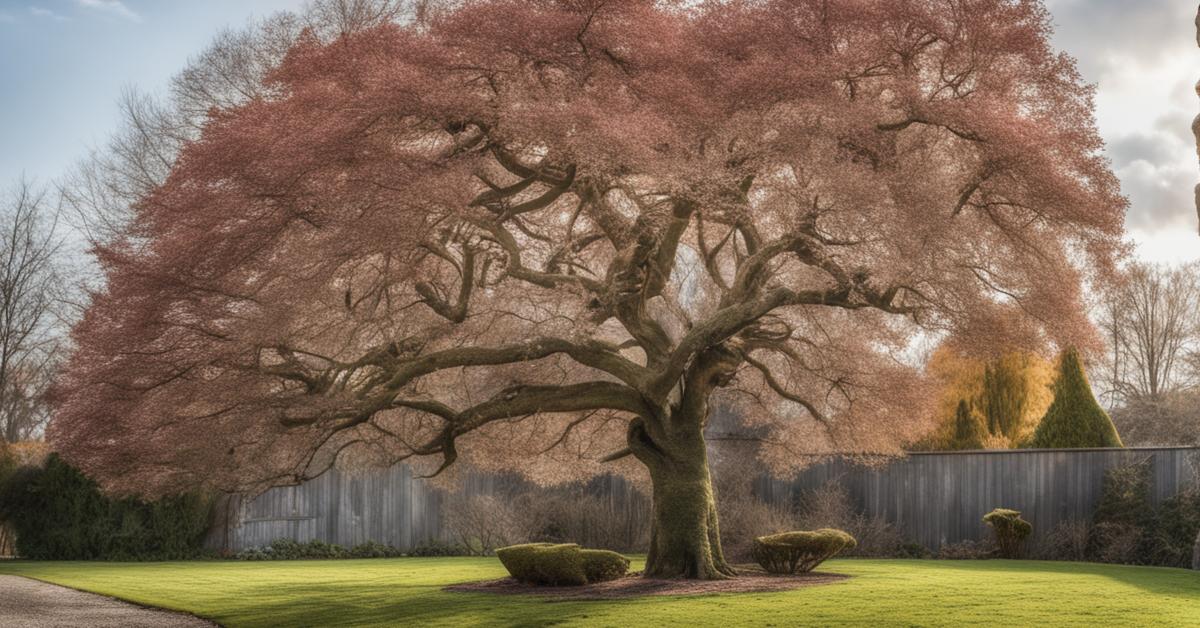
983 508 1032 559
751 529 857 574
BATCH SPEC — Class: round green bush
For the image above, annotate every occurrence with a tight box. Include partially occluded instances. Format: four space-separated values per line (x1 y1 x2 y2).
496 543 588 586
983 508 1032 558
580 548 630 582
751 528 857 574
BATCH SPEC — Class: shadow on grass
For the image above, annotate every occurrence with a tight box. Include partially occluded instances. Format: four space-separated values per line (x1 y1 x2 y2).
201 581 620 628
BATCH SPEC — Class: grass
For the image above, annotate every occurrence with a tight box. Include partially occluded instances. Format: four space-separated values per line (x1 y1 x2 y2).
1 557 1198 627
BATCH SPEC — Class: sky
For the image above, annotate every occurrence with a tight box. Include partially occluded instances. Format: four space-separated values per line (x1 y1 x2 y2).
0 0 1198 264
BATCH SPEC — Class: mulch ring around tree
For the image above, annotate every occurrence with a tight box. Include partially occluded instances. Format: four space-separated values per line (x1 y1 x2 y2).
444 565 850 600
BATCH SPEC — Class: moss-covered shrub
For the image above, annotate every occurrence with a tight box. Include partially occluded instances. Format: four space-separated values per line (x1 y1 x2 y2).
983 508 1032 558
751 528 857 574
496 542 588 586
580 548 630 582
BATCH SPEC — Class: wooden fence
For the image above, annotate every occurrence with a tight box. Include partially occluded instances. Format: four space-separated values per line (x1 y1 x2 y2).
207 446 1200 553
205 465 649 553
757 446 1200 550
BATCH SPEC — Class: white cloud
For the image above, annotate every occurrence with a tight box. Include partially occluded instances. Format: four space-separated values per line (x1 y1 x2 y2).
76 0 141 23
29 6 69 21
1128 228 1200 265
1044 0 1200 263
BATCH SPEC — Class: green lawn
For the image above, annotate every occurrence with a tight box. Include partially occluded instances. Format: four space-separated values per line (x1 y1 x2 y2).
1 557 1197 627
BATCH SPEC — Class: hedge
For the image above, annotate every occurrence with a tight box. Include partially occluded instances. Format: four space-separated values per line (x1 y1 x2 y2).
0 454 213 560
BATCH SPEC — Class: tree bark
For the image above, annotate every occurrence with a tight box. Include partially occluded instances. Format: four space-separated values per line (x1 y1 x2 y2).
635 348 739 579
642 437 735 579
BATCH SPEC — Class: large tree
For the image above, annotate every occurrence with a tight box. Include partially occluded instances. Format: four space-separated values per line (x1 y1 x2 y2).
1095 262 1200 407
0 180 66 444
51 0 1124 579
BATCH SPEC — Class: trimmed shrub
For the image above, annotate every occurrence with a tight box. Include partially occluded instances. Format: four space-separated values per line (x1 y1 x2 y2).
983 508 1032 558
496 542 588 586
1029 348 1122 449
751 529 856 574
0 454 212 560
580 548 630 582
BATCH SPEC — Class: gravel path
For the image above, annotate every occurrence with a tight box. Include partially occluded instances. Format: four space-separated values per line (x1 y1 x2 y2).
0 575 216 628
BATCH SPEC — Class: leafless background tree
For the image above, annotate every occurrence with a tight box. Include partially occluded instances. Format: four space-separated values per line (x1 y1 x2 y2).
1096 262 1200 445
0 180 68 443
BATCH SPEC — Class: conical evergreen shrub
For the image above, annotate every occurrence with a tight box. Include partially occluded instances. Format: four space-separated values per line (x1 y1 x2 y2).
1029 348 1122 449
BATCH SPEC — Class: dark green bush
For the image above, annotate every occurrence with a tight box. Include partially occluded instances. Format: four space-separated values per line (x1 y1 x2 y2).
1091 460 1153 563
349 540 404 558
0 454 212 560
235 548 271 561
234 538 365 560
407 539 472 557
1148 490 1200 568
580 548 630 582
982 508 1032 558
1094 460 1153 528
751 528 857 574
496 542 588 586
896 542 932 559
272 539 345 559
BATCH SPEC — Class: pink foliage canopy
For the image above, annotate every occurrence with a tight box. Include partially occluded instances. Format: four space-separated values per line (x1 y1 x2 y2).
50 0 1124 496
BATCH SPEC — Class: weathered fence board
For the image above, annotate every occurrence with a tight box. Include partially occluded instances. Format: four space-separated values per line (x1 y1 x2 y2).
208 446 1199 553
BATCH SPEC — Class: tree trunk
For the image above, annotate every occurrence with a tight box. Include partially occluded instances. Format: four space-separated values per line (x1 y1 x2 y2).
642 435 735 579
1192 529 1199 571
633 347 740 579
